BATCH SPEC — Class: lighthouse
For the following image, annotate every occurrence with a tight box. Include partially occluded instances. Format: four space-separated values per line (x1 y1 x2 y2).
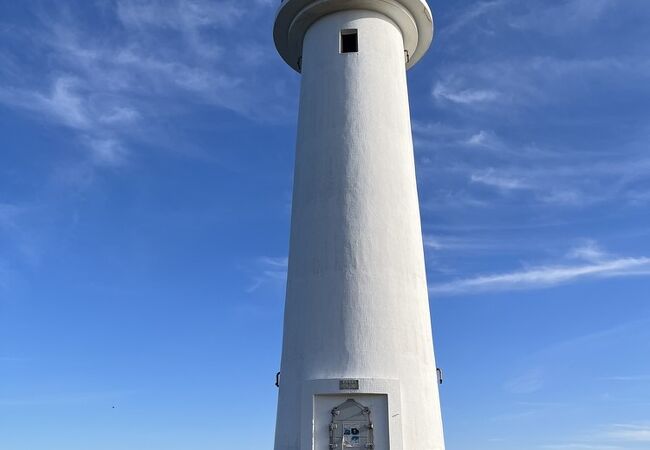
273 0 444 449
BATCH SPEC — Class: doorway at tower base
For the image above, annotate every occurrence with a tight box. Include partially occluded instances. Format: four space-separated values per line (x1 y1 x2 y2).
321 396 384 449
300 379 403 450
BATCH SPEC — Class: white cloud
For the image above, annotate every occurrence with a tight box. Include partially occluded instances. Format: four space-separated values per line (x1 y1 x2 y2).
538 189 587 207
0 77 91 130
429 253 650 295
441 0 617 38
86 138 128 167
433 81 501 105
470 169 531 190
599 375 650 382
0 75 140 170
245 256 288 294
444 0 508 35
542 423 650 450
431 56 650 117
606 424 650 443
0 1 287 182
98 106 140 125
567 241 607 263
509 0 616 34
424 235 483 251
466 130 491 146
257 257 289 268
416 109 650 212
116 0 245 31
540 445 622 450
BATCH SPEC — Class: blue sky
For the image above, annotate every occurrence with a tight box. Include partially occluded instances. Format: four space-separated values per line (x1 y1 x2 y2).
0 1 649 449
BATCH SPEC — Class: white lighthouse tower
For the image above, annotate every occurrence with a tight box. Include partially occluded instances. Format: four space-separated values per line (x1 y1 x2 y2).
273 1 444 449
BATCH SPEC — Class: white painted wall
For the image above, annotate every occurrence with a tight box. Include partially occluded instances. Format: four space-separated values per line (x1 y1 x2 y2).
274 9 444 450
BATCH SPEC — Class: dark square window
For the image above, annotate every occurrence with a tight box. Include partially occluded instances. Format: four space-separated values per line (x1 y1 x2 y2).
340 29 358 53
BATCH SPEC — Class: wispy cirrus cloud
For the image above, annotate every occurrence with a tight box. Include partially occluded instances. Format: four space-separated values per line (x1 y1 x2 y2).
508 0 617 34
566 240 607 263
0 0 285 181
432 80 501 106
540 445 623 450
415 115 650 215
0 77 90 129
245 256 288 294
424 235 496 251
431 56 650 114
428 243 650 295
542 423 650 450
599 376 650 382
470 169 530 191
441 0 619 39
0 76 136 167
116 0 245 30
605 424 650 443
442 0 508 35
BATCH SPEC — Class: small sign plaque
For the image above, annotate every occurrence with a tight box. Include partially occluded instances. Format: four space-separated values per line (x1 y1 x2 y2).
339 379 360 390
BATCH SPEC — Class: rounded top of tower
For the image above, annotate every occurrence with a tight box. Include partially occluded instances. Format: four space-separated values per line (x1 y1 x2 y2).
273 0 434 73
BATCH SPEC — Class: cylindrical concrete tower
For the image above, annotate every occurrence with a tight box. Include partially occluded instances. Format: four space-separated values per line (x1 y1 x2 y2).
273 1 443 449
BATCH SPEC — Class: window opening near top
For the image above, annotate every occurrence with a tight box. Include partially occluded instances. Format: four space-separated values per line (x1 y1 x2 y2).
340 29 358 53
